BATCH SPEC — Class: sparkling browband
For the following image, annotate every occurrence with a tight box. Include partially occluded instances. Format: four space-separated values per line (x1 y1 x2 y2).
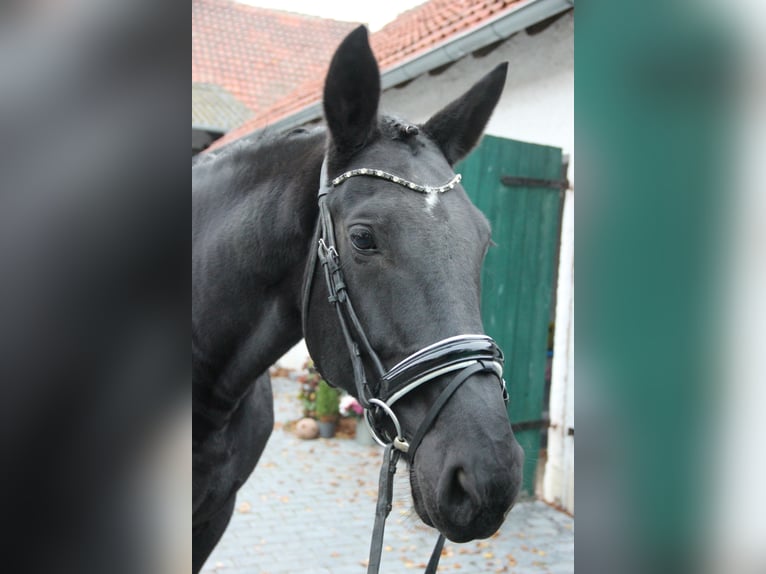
331 168 462 194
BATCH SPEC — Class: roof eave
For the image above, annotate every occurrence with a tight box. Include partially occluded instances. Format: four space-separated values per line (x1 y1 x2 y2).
259 0 574 135
192 123 227 135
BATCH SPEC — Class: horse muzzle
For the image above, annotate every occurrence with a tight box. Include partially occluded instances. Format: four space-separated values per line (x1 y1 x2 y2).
414 439 523 542
406 371 524 543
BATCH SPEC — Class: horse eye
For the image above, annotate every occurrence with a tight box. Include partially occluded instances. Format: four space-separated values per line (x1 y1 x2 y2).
350 229 376 251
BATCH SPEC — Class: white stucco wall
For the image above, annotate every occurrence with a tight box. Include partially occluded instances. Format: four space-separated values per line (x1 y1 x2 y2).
543 188 574 513
380 10 574 181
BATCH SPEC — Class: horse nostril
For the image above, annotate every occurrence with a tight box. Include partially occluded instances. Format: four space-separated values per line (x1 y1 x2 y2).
456 469 469 491
455 468 479 504
441 466 481 524
431 459 517 542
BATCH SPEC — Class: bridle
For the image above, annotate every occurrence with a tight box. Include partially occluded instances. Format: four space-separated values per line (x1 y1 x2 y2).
301 159 510 574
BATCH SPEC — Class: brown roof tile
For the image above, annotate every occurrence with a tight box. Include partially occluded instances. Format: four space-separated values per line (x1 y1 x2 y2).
209 0 527 150
192 0 359 115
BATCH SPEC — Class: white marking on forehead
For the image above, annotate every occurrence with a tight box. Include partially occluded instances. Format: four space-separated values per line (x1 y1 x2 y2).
424 190 439 213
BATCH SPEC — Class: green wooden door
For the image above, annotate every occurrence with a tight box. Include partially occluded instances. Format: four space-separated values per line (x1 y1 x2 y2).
457 135 564 494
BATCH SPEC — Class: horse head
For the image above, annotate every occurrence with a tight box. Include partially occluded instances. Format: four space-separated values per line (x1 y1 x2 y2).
303 26 524 543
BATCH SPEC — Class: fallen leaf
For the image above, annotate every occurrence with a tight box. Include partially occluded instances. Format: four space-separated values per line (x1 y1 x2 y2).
237 501 251 513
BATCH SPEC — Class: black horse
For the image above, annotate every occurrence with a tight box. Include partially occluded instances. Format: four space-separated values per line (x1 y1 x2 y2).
192 27 524 573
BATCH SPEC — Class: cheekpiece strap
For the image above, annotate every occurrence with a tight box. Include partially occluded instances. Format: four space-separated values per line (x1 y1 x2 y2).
318 159 332 198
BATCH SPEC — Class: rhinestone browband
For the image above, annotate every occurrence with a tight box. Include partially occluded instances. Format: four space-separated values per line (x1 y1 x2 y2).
331 168 462 194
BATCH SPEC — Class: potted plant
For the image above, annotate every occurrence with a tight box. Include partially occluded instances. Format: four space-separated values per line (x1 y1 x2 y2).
315 379 341 438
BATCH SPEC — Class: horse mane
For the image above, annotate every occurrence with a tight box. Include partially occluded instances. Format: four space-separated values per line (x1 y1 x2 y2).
194 126 325 175
194 116 419 174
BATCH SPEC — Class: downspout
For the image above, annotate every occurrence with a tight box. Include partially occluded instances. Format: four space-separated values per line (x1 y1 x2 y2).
263 0 574 134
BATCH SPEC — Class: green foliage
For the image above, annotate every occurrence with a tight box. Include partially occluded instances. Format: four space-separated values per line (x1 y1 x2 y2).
315 379 340 420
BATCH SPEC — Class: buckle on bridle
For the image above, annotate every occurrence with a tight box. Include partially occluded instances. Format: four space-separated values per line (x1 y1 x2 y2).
318 238 347 303
317 238 337 262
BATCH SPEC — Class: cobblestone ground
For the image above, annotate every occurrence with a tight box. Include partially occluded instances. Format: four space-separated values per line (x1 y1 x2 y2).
202 378 574 574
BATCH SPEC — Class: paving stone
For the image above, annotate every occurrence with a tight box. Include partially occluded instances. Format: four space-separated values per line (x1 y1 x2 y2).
201 377 574 573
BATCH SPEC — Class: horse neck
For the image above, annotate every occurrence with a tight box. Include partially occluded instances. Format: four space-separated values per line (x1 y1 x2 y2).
193 133 324 426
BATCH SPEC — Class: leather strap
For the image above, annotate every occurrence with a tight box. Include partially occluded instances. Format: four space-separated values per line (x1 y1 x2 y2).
407 361 487 462
425 534 446 574
366 362 492 574
300 218 322 344
367 446 447 574
367 444 400 574
315 192 386 403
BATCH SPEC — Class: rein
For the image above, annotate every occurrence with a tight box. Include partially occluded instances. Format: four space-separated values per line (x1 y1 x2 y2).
301 159 509 574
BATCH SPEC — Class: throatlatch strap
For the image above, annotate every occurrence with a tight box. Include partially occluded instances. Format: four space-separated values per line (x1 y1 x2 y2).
300 219 322 343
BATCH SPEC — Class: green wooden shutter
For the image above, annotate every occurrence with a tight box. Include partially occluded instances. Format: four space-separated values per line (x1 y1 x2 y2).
457 135 564 494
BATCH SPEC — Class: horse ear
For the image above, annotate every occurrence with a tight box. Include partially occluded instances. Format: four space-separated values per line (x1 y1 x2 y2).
323 26 380 157
422 63 508 165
